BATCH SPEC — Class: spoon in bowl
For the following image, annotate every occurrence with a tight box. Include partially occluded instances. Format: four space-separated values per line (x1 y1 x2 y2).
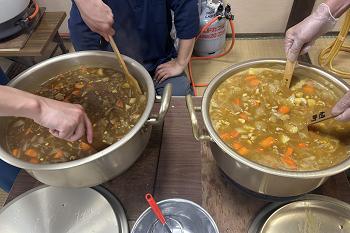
145 193 172 233
108 35 142 94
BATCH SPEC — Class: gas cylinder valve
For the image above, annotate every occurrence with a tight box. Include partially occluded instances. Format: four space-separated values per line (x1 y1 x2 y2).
224 4 234 20
215 4 224 20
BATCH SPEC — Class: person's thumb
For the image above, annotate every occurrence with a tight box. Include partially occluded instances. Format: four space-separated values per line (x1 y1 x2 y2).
333 90 350 122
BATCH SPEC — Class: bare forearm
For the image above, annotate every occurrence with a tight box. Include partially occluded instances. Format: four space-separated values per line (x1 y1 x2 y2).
325 0 350 18
176 38 195 68
0 86 41 120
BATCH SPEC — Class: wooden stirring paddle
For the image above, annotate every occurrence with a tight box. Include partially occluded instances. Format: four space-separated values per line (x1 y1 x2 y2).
280 58 297 97
108 35 142 94
307 107 341 126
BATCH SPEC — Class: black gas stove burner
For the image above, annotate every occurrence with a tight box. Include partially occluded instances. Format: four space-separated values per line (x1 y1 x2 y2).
220 169 306 202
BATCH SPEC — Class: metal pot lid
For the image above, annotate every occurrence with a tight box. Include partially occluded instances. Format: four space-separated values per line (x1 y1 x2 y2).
0 185 128 233
248 194 350 233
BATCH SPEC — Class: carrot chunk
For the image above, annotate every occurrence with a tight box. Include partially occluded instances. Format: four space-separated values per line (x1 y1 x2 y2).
235 98 240 106
117 100 124 108
256 147 264 153
75 83 85 89
29 158 39 163
72 90 80 95
24 149 38 157
285 147 293 156
24 128 31 135
80 68 87 73
233 142 243 150
245 75 258 80
261 137 276 147
297 143 309 148
237 147 249 156
239 114 248 121
220 133 231 141
54 84 61 90
63 96 70 102
231 131 239 138
81 141 91 151
303 86 315 92
281 157 297 170
53 150 64 158
249 79 261 87
12 149 19 157
278 105 290 114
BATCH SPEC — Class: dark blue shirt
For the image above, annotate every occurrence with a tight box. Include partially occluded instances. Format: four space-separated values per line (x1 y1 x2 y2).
70 0 199 75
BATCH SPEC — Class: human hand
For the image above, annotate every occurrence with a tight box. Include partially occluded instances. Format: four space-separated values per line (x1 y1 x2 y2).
332 90 350 122
154 58 185 83
34 97 93 143
74 0 115 41
285 3 337 61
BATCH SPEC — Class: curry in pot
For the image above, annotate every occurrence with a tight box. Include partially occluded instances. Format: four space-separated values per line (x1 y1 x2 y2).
6 68 147 164
209 68 350 171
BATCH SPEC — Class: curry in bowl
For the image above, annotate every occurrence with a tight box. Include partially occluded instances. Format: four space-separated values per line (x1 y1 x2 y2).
209 68 350 171
7 67 147 164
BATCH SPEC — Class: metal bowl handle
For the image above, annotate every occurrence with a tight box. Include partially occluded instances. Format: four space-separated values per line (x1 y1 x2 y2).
146 83 173 125
186 94 211 141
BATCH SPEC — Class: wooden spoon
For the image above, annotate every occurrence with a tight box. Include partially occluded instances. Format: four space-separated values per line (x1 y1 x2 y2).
108 35 142 94
280 58 297 97
307 107 341 126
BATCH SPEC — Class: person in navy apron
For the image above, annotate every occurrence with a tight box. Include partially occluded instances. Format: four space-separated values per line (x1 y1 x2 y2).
69 0 200 96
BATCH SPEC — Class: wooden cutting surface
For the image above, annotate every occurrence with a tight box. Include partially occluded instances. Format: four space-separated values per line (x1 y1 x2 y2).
0 11 66 57
3 97 350 232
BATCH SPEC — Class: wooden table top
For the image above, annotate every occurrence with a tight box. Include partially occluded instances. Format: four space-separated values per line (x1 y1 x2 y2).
0 12 66 57
4 97 350 232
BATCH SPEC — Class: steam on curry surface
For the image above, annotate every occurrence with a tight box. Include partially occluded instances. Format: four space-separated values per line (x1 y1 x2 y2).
209 68 350 171
7 68 147 164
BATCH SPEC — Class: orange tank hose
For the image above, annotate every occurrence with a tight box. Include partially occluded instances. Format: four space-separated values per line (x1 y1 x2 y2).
27 2 39 20
189 19 235 96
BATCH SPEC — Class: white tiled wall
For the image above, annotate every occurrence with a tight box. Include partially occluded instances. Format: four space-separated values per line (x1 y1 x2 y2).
34 0 72 34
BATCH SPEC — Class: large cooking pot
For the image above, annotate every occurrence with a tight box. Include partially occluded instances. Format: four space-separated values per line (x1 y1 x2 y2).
0 51 172 188
186 58 350 197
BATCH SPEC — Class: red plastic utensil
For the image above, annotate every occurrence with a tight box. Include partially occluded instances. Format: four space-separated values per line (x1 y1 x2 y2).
145 193 172 233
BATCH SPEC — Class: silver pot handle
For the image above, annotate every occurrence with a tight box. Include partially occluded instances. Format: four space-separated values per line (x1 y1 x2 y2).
146 83 173 125
185 94 211 141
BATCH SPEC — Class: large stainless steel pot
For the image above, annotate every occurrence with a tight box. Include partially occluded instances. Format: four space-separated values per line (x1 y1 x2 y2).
186 59 350 197
0 51 172 188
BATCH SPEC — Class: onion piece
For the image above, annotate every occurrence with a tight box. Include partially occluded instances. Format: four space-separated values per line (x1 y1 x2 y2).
12 120 25 128
254 121 267 131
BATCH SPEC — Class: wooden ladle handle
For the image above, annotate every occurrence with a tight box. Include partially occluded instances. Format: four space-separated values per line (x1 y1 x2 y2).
108 35 131 76
281 58 297 89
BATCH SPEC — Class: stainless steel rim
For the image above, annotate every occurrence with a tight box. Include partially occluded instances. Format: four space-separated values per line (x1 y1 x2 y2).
0 51 155 170
201 58 350 179
131 198 220 233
